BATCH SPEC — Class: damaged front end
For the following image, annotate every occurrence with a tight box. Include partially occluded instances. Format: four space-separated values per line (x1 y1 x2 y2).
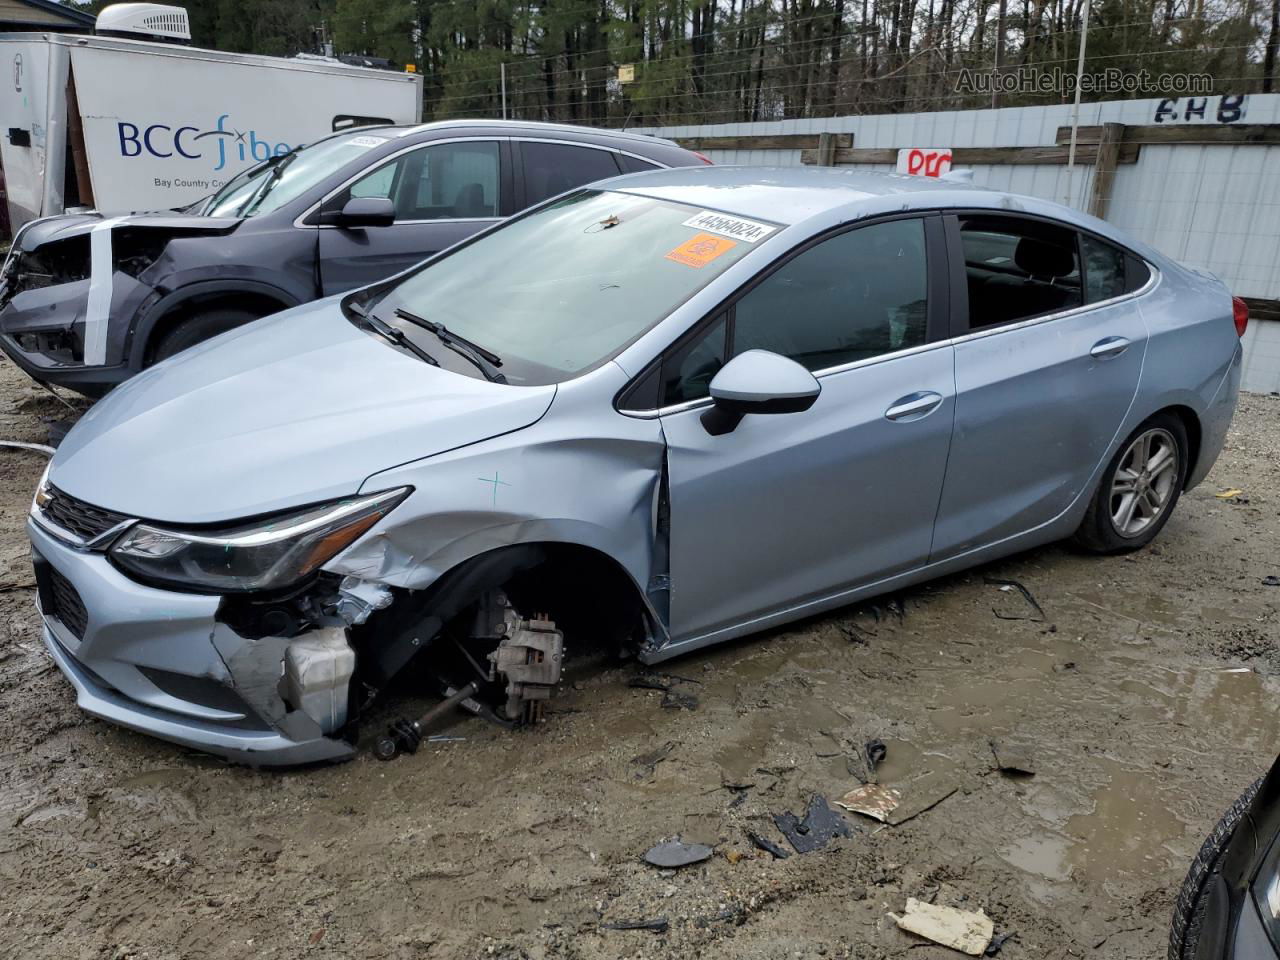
0 214 235 393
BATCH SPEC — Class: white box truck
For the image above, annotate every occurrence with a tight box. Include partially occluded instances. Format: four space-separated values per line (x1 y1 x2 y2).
0 3 423 232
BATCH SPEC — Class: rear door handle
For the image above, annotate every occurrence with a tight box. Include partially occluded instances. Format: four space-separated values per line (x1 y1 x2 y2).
1090 336 1130 359
885 391 944 422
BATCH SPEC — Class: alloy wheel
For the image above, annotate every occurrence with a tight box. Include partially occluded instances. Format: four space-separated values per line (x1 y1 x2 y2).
1109 427 1179 538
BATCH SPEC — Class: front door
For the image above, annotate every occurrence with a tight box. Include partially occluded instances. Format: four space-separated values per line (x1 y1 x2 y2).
930 215 1149 559
317 139 509 295
658 215 956 643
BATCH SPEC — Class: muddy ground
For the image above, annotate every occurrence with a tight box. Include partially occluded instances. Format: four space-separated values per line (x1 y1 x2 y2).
0 356 1277 960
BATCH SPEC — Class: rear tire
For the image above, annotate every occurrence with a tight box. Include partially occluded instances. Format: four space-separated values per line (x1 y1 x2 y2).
1074 411 1189 554
150 307 259 363
1169 777 1262 960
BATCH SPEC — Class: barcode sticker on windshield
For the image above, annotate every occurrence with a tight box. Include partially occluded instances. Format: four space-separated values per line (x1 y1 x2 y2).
681 211 777 243
349 135 389 148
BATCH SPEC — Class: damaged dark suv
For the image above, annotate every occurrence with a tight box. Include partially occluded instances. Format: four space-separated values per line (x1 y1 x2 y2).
0 120 703 396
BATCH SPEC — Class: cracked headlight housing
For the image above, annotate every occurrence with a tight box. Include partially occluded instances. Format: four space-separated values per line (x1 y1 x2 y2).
109 488 409 593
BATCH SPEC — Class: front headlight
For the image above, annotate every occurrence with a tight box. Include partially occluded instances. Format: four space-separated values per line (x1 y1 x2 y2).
109 487 409 593
1253 829 1280 948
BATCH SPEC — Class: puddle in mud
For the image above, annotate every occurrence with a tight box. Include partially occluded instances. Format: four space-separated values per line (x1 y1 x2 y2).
1065 757 1187 889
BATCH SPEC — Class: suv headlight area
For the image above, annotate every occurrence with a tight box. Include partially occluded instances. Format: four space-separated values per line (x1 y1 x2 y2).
108 488 409 593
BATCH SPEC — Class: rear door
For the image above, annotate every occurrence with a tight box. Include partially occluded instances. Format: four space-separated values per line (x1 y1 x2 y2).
930 213 1150 560
653 215 956 643
317 138 513 294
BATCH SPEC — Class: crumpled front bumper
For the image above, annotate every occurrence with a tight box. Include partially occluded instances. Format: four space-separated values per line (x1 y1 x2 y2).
30 518 355 767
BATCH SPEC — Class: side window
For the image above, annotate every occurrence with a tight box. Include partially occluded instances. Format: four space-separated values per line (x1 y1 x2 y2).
661 315 727 406
349 162 397 199
341 141 501 221
618 154 661 174
1082 234 1127 303
958 215 1081 329
733 218 929 372
523 143 621 206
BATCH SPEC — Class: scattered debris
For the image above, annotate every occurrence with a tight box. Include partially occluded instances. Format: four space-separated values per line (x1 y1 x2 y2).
746 831 790 860
1263 575 1280 587
599 917 669 934
661 688 699 711
891 897 994 956
426 735 465 743
865 738 888 775
628 672 700 711
1215 488 1244 499
727 788 748 809
773 794 853 853
985 930 1016 956
723 849 746 864
643 839 713 868
834 783 901 823
886 770 960 826
631 741 676 779
628 674 671 692
984 576 1046 622
989 740 1036 776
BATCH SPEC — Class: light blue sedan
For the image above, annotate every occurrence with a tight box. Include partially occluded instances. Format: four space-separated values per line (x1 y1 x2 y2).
27 166 1245 765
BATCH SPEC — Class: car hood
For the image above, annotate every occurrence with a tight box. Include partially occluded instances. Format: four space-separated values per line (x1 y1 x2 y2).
14 211 238 251
49 300 557 524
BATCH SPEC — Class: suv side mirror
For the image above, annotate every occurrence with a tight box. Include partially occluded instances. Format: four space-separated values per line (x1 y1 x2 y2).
701 349 821 436
329 196 396 228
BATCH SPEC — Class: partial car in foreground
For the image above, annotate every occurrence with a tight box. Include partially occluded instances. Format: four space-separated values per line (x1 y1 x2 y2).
1171 756 1280 959
27 167 1245 765
0 119 704 396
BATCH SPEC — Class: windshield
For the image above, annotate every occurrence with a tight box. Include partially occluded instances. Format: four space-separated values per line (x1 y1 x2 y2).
201 130 394 218
365 190 771 385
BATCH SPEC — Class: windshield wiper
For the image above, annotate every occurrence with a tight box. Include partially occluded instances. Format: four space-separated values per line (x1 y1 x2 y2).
361 310 440 367
394 308 506 384
238 148 301 217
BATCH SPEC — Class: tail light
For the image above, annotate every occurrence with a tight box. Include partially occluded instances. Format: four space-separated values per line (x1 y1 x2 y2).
692 151 713 165
1232 296 1249 337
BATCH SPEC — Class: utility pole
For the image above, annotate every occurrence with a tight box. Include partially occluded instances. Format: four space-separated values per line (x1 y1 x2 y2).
1065 0 1091 207
501 62 508 119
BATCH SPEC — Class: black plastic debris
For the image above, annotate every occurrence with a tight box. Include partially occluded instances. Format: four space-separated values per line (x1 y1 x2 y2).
984 576 1047 622
986 930 1016 955
747 831 790 859
773 794 852 854
865 739 888 775
643 839 713 868
1264 576 1280 587
600 917 669 934
629 672 700 710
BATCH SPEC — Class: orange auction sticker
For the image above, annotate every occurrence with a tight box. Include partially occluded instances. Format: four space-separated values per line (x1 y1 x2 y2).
665 232 738 268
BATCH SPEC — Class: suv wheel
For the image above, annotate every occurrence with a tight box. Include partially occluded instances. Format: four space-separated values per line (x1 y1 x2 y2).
151 307 260 363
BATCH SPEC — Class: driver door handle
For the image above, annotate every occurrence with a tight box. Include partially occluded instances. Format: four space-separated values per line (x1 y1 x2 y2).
1090 336 1130 359
885 391 944 422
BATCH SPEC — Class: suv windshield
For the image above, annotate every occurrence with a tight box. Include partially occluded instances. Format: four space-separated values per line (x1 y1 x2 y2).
200 130 394 219
364 190 770 385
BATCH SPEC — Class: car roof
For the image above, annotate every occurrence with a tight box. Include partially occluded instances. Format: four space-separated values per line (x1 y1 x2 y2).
595 164 1161 259
601 165 995 225
391 118 684 150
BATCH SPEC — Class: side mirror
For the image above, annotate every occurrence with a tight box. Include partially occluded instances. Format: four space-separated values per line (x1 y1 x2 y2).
329 196 396 228
701 349 821 436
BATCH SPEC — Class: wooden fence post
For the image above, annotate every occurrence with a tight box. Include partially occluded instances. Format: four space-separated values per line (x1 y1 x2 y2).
816 132 838 166
1087 122 1126 220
